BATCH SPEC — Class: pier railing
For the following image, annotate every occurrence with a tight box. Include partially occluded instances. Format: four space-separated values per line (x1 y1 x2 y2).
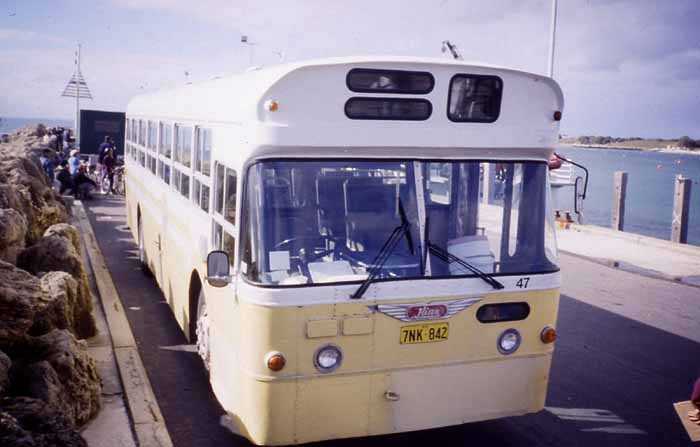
611 171 693 244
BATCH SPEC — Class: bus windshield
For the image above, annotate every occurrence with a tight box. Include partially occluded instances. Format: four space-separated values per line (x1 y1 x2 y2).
241 160 558 286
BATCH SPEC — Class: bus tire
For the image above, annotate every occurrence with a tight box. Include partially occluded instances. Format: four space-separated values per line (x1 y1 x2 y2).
137 215 152 276
195 289 211 373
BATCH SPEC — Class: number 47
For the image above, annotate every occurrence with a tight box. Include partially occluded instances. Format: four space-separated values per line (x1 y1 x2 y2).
516 277 530 289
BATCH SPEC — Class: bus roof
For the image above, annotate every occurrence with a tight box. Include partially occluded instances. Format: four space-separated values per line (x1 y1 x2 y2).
127 56 564 158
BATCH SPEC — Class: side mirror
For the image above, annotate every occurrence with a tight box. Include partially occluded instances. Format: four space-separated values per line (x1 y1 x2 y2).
206 250 231 288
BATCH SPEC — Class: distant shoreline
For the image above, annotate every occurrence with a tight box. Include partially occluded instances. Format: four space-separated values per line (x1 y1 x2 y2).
559 143 700 156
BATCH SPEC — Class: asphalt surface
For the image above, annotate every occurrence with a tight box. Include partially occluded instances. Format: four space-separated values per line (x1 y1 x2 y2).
84 195 700 447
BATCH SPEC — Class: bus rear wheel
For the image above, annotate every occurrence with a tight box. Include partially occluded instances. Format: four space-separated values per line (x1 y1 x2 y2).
195 290 211 372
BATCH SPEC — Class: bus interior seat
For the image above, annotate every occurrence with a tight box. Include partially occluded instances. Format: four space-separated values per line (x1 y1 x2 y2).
344 180 399 252
316 175 349 239
447 234 495 274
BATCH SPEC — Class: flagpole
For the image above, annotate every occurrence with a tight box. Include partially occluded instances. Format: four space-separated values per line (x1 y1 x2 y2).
547 0 558 78
76 44 81 149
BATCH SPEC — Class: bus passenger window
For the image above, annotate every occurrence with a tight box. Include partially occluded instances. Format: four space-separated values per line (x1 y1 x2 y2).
193 180 201 206
212 222 222 249
201 184 210 213
195 128 212 176
448 74 502 123
180 174 190 198
215 164 225 214
223 231 235 267
201 130 211 176
163 165 170 185
159 123 172 159
182 127 192 167
175 125 193 167
224 168 237 225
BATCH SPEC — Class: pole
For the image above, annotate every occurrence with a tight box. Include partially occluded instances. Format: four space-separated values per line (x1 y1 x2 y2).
671 175 692 244
611 171 627 231
75 44 81 149
548 0 558 78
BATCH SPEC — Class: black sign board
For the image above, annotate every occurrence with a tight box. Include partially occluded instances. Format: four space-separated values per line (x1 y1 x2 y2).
79 109 125 156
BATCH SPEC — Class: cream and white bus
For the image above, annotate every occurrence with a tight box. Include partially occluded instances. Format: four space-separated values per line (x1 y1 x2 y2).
124 56 563 446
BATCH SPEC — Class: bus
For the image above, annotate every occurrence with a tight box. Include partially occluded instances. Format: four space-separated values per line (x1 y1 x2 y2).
124 56 563 446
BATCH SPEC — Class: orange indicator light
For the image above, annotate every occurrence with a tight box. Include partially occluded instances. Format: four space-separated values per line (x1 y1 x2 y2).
540 326 557 344
265 100 279 112
266 352 286 371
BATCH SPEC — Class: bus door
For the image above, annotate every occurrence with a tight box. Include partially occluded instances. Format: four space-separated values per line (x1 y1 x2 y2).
206 161 239 381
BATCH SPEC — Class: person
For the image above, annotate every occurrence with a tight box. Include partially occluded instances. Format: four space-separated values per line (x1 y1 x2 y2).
55 160 74 195
548 154 563 170
102 147 116 193
73 164 97 199
68 149 81 175
38 149 55 180
97 136 115 182
687 377 700 425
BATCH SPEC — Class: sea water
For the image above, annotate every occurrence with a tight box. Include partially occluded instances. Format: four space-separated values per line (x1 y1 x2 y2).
0 117 73 134
553 145 700 247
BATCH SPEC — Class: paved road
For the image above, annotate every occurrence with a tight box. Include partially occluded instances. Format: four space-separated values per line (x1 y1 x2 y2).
84 196 700 447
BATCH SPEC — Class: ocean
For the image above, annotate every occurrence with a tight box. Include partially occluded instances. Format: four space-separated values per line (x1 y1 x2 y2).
553 145 700 247
0 117 73 135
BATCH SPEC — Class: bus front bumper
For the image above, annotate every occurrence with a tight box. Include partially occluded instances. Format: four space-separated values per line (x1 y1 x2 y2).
228 353 553 445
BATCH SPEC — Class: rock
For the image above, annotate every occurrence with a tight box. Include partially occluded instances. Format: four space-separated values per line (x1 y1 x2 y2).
0 209 28 264
32 272 89 339
0 397 87 447
0 350 10 395
11 330 101 427
43 223 81 257
0 261 43 346
0 146 68 245
17 235 95 339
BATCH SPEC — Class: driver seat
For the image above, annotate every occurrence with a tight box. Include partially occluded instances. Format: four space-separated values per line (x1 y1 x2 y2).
344 180 399 253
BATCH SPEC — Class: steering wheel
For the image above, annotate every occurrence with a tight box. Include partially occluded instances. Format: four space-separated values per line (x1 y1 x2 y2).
273 234 345 262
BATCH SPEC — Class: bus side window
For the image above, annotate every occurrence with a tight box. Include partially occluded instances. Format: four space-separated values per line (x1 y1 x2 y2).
223 231 235 268
212 221 223 249
224 168 237 225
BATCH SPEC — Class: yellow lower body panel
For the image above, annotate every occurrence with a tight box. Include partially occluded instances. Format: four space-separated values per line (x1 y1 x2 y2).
232 353 552 445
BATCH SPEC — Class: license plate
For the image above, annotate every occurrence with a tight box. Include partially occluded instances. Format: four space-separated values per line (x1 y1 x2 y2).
399 322 449 344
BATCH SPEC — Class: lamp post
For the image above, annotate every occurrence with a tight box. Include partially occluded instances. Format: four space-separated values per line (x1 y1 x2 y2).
241 35 257 66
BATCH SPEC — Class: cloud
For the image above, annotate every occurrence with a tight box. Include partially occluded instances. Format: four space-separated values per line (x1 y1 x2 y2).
0 28 38 41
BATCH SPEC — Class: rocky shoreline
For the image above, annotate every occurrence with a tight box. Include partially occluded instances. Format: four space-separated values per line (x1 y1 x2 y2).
0 126 101 446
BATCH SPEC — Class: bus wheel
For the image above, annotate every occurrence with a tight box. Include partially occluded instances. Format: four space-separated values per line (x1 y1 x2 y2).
195 290 211 372
137 217 152 276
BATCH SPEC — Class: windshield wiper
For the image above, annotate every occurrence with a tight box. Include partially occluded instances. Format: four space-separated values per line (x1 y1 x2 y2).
424 217 504 290
351 199 414 299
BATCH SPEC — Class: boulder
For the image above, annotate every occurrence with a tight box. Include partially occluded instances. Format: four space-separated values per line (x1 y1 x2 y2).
0 261 43 346
0 397 87 447
11 330 101 427
17 234 95 339
0 147 68 245
0 350 10 395
43 223 82 257
32 272 91 339
0 209 27 265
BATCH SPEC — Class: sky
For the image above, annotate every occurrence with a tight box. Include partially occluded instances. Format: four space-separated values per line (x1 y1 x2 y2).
1 0 698 139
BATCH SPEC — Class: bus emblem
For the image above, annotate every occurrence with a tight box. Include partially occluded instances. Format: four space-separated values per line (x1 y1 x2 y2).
407 304 447 320
371 298 482 322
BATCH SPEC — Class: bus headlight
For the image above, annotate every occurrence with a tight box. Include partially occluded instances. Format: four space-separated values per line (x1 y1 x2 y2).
314 344 342 373
497 329 521 355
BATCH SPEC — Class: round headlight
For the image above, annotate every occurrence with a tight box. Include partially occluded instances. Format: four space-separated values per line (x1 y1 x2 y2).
497 329 521 355
314 344 342 373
